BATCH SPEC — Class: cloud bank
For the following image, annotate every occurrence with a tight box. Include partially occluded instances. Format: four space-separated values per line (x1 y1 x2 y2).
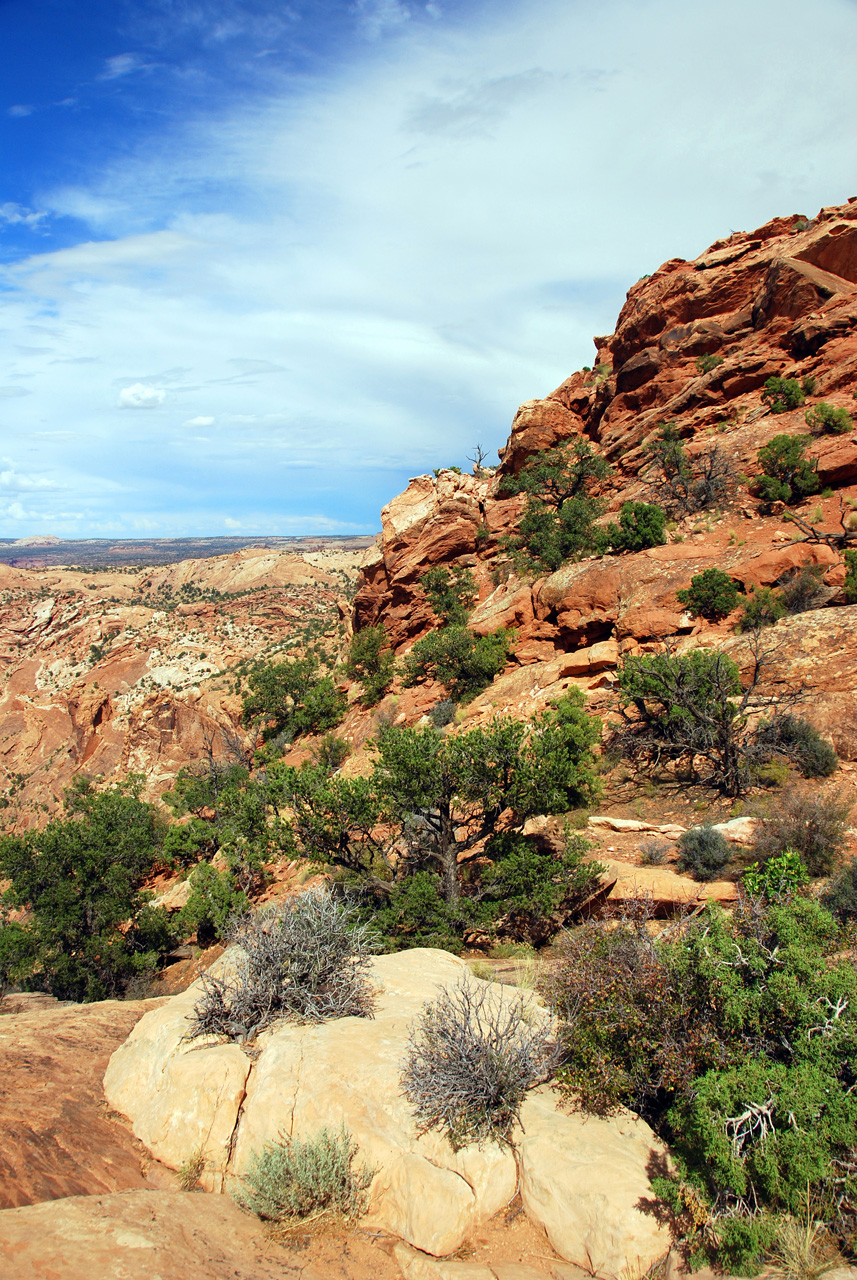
0 0 856 536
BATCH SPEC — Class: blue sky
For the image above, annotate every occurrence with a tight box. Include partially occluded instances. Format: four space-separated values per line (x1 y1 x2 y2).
1 0 856 538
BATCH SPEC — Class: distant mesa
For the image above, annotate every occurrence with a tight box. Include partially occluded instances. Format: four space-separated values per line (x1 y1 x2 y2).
12 535 61 547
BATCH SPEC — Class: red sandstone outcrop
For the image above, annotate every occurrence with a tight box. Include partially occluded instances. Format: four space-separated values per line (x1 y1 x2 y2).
352 201 857 749
0 546 367 823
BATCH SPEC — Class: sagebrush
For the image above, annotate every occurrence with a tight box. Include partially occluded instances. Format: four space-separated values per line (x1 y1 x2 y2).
233 1125 373 1224
187 889 377 1042
401 977 556 1148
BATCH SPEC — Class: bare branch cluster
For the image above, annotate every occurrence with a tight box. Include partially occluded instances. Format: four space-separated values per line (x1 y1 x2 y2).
400 977 557 1149
187 888 377 1043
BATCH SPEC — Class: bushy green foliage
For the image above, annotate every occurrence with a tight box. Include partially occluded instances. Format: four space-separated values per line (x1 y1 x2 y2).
311 733 350 772
752 787 851 877
676 825 731 881
271 694 602 946
736 586 786 632
644 423 729 515
616 646 780 797
509 494 608 572
480 828 604 943
604 501 667 553
805 402 853 435
696 353 724 374
404 625 512 702
233 1126 373 1223
844 549 857 604
743 849 809 899
428 698 456 728
178 862 249 947
501 439 612 508
345 625 395 705
676 568 742 620
501 440 613 572
755 434 820 505
540 896 857 1272
762 377 806 414
821 858 857 923
754 714 839 779
420 566 477 626
241 655 347 741
0 776 172 1001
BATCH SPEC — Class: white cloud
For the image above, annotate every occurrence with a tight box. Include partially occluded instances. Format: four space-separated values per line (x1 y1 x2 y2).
0 203 46 229
100 53 150 81
7 105 33 118
0 466 55 491
118 383 167 409
1 0 857 536
353 0 411 40
224 516 242 528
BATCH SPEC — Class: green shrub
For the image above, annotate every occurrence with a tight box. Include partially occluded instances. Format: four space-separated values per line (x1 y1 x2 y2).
754 714 838 779
404 626 512 702
805 402 853 435
311 733 350 772
755 434 819 505
676 826 731 881
274 693 601 945
696 353 724 374
762 377 806 414
616 647 752 796
0 776 171 1001
242 656 347 741
480 828 604 943
233 1125 373 1224
752 786 851 876
345 625 395 706
778 563 827 614
606 501 667 553
420 566 477 627
821 858 857 923
178 862 249 947
844 549 857 604
676 568 742 620
736 586 786 632
743 849 809 900
540 896 857 1273
500 440 613 572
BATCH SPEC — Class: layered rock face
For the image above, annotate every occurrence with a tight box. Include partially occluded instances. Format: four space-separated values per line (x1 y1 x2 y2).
353 198 857 755
0 545 366 822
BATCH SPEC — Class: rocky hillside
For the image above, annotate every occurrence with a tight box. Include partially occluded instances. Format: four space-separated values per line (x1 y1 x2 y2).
352 196 857 770
0 545 368 824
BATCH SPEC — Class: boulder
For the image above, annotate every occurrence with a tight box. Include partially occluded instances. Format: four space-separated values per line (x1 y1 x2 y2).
598 858 737 912
104 948 673 1270
105 949 518 1257
518 1087 671 1280
0 1190 301 1280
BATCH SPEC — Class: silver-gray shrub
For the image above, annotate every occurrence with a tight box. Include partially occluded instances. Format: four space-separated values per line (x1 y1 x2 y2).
233 1125 373 1223
187 888 377 1042
400 977 557 1150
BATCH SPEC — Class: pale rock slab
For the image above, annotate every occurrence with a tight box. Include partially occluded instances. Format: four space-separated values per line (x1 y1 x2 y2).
518 1087 671 1280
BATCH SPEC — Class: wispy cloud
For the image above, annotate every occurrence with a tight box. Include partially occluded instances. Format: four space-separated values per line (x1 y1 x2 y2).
99 52 153 81
0 203 46 229
0 0 856 537
118 383 167 408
